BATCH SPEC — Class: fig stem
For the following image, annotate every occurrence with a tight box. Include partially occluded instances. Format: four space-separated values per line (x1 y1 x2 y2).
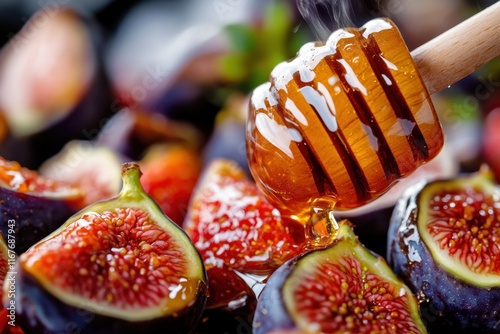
120 162 145 198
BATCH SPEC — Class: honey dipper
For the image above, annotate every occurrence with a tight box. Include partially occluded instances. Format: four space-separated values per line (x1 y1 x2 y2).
246 3 500 245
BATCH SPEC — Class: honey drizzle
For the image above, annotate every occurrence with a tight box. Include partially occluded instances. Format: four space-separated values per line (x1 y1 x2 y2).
306 197 339 248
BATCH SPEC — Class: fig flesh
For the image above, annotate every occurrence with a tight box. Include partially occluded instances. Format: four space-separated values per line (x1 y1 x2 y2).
0 157 82 253
12 163 207 334
254 221 426 334
184 159 305 275
387 171 500 332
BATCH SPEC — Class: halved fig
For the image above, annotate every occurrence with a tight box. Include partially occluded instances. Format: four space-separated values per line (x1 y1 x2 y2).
196 266 257 334
254 220 427 334
12 163 207 333
0 156 82 253
0 8 114 167
39 140 122 208
183 159 306 275
387 170 500 332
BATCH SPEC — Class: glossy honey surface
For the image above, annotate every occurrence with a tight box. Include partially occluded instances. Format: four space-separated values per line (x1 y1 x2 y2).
246 18 444 223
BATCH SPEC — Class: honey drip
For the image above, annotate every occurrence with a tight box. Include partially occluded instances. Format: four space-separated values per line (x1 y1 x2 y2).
246 18 444 243
305 197 339 248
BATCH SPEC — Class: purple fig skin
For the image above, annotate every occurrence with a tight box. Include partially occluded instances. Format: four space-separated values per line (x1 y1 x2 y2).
11 262 207 334
0 187 76 253
252 258 297 334
387 180 500 333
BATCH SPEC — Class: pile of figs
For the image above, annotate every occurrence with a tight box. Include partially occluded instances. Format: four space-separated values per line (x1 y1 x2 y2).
0 1 499 333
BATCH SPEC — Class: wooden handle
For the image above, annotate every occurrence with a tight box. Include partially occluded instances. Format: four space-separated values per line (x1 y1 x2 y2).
411 2 500 95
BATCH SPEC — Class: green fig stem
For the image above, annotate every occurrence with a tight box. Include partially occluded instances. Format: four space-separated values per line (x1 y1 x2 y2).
120 162 144 199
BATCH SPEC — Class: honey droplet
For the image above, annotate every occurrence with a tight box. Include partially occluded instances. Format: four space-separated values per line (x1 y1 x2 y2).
305 197 339 248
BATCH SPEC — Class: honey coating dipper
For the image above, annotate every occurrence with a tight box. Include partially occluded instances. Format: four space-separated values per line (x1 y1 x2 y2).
246 3 500 245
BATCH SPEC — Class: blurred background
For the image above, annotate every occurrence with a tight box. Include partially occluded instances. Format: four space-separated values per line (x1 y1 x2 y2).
0 0 498 177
